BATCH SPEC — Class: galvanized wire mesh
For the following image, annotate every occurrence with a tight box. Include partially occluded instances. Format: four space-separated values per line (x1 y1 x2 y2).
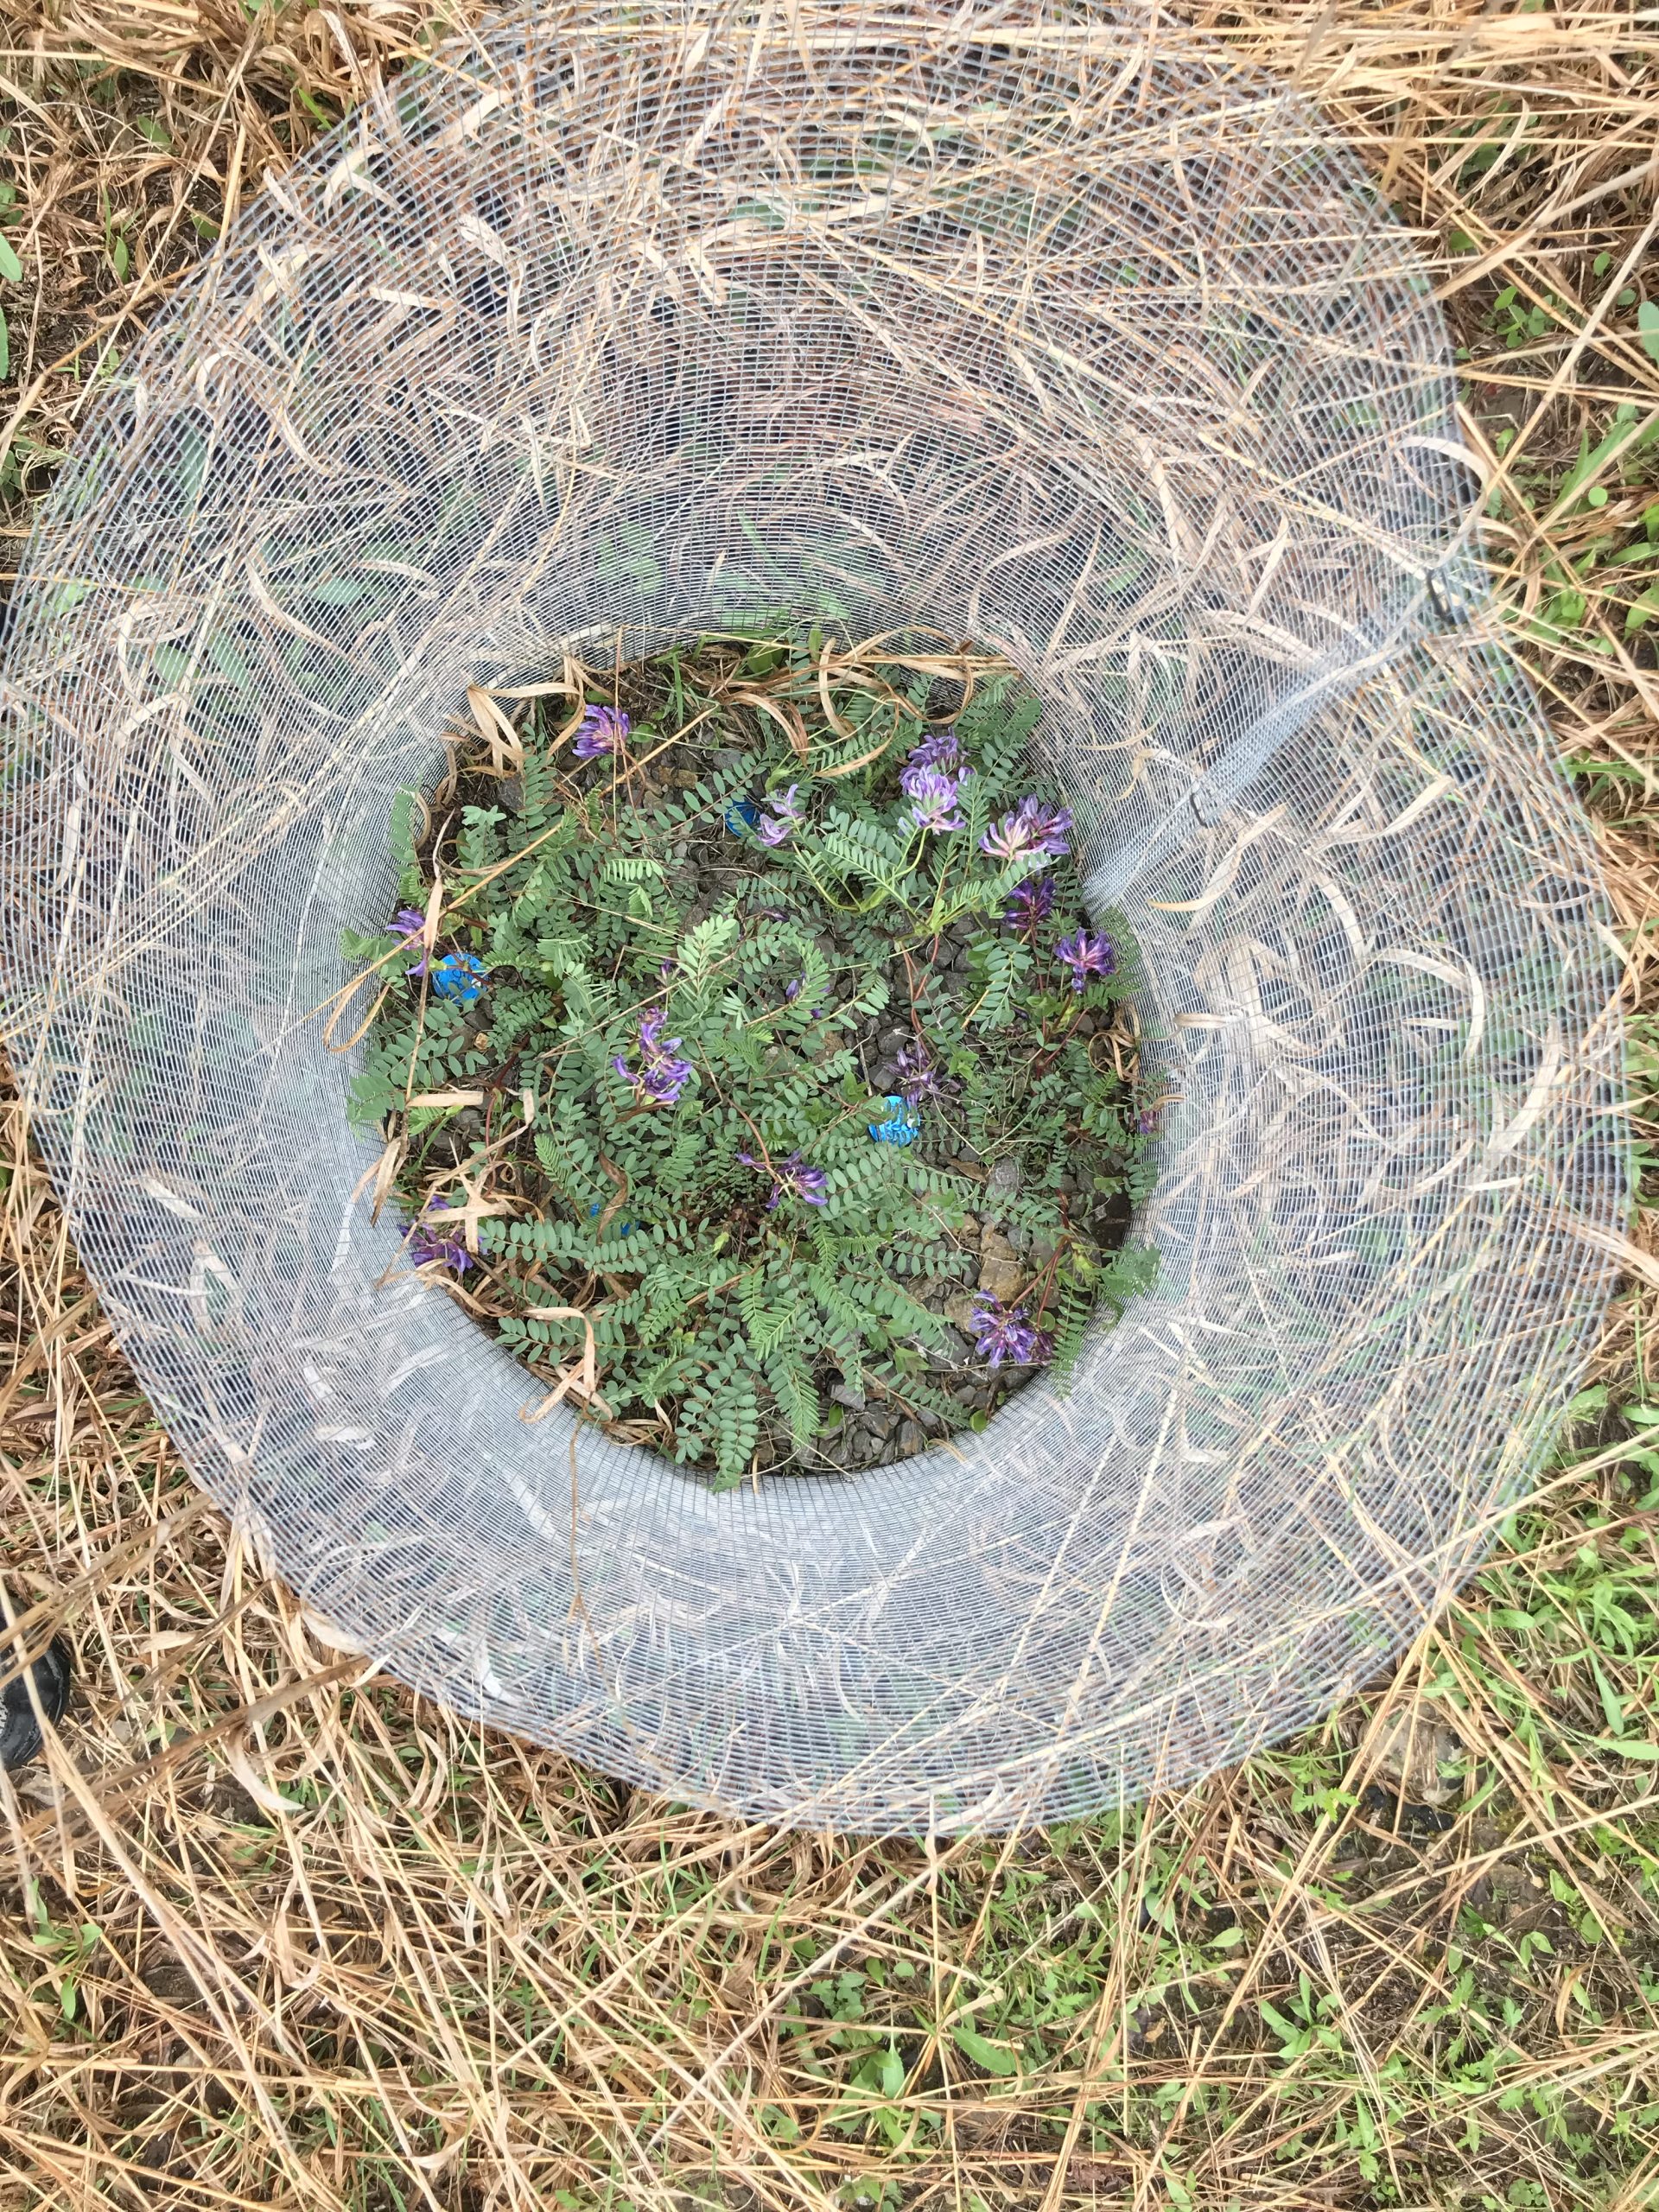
0 2 1624 1831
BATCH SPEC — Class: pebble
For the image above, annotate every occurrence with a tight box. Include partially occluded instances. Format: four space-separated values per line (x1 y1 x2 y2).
830 1381 866 1413
878 1026 911 1056
977 1229 1022 1303
987 1155 1021 1201
896 1421 926 1458
944 1291 981 1332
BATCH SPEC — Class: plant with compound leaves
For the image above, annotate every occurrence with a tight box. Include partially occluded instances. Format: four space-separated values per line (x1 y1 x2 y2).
341 628 1158 1487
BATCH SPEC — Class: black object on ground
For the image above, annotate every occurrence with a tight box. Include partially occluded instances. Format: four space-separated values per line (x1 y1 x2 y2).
0 1590 73 1770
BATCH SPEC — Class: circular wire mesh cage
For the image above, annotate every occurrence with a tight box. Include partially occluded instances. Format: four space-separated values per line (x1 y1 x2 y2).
0 2 1626 1832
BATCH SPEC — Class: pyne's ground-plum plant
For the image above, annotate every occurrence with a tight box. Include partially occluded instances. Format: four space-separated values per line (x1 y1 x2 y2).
344 630 1158 1486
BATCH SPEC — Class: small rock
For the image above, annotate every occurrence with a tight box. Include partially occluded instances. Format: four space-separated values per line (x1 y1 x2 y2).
830 1382 866 1413
928 1324 970 1364
957 1214 980 1238
1366 1707 1464 1807
713 747 746 769
865 1404 894 1440
1056 1172 1078 1194
1030 1234 1058 1268
944 1292 981 1332
1072 1012 1096 1037
878 1026 911 1056
497 773 524 813
1005 1224 1033 1256
987 1155 1021 1201
977 1238 1023 1303
896 1420 926 1458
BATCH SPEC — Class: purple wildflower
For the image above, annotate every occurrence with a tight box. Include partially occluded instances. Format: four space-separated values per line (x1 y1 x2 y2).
894 1039 957 1107
1054 928 1116 995
905 727 961 774
741 1149 829 1209
980 794 1073 863
613 1008 694 1105
969 1294 1055 1369
410 1200 473 1274
572 703 630 760
757 783 805 848
906 766 968 835
1004 875 1055 940
391 907 435 978
1137 1107 1160 1135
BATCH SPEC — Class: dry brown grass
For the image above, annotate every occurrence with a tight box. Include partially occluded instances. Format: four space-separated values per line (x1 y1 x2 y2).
1 3 1657 2206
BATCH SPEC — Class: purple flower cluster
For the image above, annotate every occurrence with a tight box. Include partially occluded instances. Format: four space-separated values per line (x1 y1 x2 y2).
391 906 432 978
739 1148 829 1209
906 768 969 835
410 1199 473 1273
981 794 1072 864
906 727 961 773
572 703 630 760
1003 875 1054 940
1054 928 1116 995
899 729 970 835
785 976 828 1020
757 784 805 848
969 1294 1055 1369
893 1039 957 1108
613 1009 694 1105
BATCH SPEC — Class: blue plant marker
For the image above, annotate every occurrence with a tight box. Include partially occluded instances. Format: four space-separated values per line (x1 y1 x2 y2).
588 1204 635 1235
868 1096 920 1146
724 796 760 834
430 950 487 1004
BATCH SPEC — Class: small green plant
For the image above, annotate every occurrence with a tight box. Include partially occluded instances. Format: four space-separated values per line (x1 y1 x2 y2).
342 628 1156 1487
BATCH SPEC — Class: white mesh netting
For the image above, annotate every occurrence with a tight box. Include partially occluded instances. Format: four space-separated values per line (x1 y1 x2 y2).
0 3 1625 1832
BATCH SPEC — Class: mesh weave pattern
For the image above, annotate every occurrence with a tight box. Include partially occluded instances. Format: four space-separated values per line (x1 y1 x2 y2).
0 2 1624 1831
